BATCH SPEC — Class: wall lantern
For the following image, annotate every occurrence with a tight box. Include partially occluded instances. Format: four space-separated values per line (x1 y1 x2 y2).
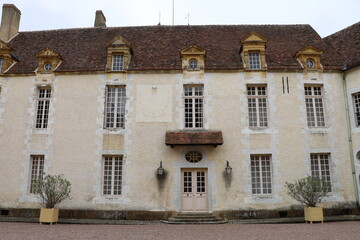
225 161 232 175
157 161 164 176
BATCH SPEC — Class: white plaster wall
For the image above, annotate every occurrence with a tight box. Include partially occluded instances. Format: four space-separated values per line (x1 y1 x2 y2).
0 70 356 211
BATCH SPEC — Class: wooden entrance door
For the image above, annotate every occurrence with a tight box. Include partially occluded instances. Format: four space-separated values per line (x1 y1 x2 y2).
181 169 207 212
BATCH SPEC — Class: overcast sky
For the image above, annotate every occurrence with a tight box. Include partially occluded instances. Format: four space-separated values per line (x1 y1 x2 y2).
5 0 360 37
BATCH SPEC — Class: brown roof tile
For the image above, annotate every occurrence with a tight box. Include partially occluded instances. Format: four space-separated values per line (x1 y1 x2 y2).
165 131 223 146
6 25 343 74
324 22 360 70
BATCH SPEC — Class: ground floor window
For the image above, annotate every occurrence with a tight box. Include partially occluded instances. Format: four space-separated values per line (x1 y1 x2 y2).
29 155 44 193
250 155 272 195
102 155 123 195
310 153 332 191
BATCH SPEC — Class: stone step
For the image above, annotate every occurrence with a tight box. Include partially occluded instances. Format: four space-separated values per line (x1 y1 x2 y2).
162 212 228 224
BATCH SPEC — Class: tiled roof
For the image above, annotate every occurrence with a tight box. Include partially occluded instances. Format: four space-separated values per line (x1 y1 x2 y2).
324 22 360 70
165 131 223 146
6 24 343 74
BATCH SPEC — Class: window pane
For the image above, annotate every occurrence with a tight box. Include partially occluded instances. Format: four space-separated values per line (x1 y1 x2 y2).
104 86 126 129
36 88 51 129
247 86 268 128
184 85 203 129
249 53 261 69
102 155 123 195
305 86 325 127
29 155 44 193
251 155 272 195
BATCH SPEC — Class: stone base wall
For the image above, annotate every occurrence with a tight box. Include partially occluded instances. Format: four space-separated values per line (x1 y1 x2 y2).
1 208 360 220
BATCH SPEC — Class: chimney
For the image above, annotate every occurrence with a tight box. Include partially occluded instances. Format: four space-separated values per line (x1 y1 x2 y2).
94 10 106 27
0 4 21 42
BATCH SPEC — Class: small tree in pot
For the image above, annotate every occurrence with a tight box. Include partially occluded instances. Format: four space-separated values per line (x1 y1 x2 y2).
285 176 331 223
33 174 71 224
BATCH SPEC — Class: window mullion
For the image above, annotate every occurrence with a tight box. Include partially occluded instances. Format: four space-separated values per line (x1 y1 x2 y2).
113 88 119 128
111 157 115 195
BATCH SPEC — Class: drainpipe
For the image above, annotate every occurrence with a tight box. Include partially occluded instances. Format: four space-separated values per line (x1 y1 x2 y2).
342 69 360 208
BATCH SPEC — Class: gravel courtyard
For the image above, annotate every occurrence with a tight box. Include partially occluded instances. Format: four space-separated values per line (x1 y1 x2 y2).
1 221 360 240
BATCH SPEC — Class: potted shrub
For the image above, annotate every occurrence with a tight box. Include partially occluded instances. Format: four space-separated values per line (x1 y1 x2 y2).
33 174 71 224
285 176 331 223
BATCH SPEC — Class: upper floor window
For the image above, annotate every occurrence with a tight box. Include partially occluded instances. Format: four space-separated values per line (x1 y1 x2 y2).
104 86 126 129
112 55 124 71
248 53 261 70
305 85 325 127
29 155 44 194
251 155 272 195
36 88 51 129
310 153 332 192
353 92 360 126
247 85 268 128
184 85 204 129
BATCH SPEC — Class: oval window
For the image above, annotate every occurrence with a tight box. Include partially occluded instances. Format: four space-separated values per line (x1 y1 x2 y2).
188 59 198 69
306 59 315 68
44 62 53 71
185 151 203 163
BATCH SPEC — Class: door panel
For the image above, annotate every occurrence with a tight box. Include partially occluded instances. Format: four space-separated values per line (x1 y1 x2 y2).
181 169 207 212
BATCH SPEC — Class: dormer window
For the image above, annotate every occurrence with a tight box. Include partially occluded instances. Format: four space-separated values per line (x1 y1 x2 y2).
188 58 199 70
35 48 62 74
112 55 124 71
240 32 267 71
249 52 261 70
0 40 17 74
306 58 315 68
295 46 323 71
106 36 132 73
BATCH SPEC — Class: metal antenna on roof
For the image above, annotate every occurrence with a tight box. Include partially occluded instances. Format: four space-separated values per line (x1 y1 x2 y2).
158 11 161 26
172 0 175 25
185 12 191 25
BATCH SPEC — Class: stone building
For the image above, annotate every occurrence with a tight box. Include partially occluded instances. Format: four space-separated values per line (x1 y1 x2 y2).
0 4 359 220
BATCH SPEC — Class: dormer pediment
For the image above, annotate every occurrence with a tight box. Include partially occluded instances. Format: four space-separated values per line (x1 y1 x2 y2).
180 45 206 56
295 45 323 71
0 40 12 52
35 48 62 73
241 32 268 44
36 48 62 58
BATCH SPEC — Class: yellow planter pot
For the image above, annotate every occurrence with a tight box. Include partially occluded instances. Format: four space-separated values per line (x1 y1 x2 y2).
304 207 324 223
39 208 59 224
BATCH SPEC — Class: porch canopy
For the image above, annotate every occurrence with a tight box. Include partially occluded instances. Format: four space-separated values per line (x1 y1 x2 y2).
165 131 223 147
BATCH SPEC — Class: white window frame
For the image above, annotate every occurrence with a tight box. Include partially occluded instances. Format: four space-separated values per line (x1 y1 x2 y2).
35 88 51 129
353 92 360 127
104 85 126 129
247 85 268 128
310 153 332 192
29 155 44 194
112 55 124 71
250 155 272 195
304 85 325 127
183 85 204 129
102 155 123 196
248 52 261 70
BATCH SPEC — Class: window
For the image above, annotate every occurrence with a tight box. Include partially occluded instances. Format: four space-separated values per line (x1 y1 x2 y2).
112 55 124 71
305 85 325 127
353 92 360 126
184 85 204 129
185 151 203 163
251 155 272 195
248 52 261 70
310 153 332 191
188 59 199 70
306 59 315 68
43 62 52 71
104 86 126 129
0 58 3 73
247 85 268 128
29 155 44 194
102 155 123 195
36 88 51 129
